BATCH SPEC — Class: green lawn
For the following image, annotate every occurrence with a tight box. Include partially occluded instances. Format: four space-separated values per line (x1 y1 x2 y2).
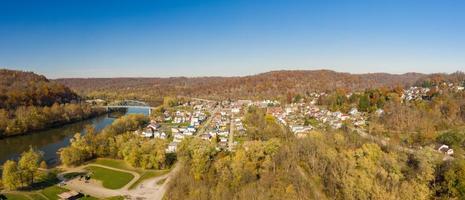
86 166 135 189
128 169 170 189
4 193 29 200
27 193 48 200
93 158 143 174
40 186 69 200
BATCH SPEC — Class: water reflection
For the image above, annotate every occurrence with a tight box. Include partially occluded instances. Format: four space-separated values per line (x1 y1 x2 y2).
0 107 149 165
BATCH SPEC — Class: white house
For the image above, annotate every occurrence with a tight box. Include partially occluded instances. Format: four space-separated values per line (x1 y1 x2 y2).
438 144 454 155
166 142 178 153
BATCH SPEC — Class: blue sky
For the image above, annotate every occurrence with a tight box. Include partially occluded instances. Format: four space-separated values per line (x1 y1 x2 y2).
0 0 464 78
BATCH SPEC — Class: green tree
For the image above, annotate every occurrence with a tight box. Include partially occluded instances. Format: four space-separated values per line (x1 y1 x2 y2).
1 160 20 190
18 147 42 186
358 94 370 112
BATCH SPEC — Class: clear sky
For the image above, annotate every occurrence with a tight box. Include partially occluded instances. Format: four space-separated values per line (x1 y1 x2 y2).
0 0 464 78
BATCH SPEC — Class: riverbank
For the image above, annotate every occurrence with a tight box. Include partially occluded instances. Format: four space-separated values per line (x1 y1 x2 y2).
0 108 110 140
0 107 150 166
0 104 110 139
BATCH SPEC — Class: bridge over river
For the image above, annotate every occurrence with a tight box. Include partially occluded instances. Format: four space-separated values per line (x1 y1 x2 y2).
97 100 156 115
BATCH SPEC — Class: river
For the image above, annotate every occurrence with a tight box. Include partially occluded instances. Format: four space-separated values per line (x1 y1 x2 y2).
0 107 150 166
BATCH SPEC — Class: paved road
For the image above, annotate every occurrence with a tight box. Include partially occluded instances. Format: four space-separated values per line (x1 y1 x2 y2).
228 113 235 151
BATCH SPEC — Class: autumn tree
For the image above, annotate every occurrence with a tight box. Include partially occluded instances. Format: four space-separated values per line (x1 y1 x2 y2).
2 160 20 190
18 147 42 186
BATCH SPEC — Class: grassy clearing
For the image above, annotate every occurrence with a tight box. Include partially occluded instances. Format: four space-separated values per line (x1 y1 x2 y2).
27 193 48 200
92 158 143 174
3 193 29 200
40 186 69 200
128 169 170 189
86 166 134 189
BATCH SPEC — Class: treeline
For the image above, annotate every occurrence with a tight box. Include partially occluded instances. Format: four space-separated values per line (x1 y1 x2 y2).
0 69 79 110
0 103 107 138
318 87 404 113
415 71 465 87
59 114 174 169
0 69 106 138
1 147 47 190
165 107 465 200
56 70 426 101
316 86 465 146
369 92 465 146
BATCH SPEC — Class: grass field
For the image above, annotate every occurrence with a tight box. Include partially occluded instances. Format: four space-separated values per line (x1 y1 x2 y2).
40 186 69 200
93 158 144 174
86 166 135 189
91 158 172 190
4 193 29 200
28 193 48 200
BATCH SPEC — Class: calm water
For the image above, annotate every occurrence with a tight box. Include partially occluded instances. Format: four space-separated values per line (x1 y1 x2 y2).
0 107 149 166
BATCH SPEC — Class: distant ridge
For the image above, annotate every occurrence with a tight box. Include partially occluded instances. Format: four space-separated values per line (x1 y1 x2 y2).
55 70 429 100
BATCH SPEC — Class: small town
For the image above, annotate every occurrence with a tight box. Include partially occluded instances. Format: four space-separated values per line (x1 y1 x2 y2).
1 1 465 200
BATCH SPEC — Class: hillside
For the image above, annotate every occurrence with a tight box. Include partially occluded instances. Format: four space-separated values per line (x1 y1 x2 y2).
56 70 426 101
0 69 79 110
0 69 104 137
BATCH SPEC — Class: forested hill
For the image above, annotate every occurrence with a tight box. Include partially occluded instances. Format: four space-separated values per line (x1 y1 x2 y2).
0 69 104 138
56 70 426 100
0 69 79 110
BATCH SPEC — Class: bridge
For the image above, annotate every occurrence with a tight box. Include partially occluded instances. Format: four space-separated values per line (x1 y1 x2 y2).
99 100 155 115
107 99 150 107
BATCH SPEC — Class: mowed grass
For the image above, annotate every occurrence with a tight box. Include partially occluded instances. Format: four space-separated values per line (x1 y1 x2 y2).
28 193 48 200
41 186 69 200
93 158 143 174
86 166 135 189
4 193 29 200
92 158 172 190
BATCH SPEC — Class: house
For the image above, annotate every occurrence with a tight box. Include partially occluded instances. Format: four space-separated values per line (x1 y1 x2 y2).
166 142 178 153
349 108 359 116
171 128 180 134
438 144 454 155
173 133 185 142
183 131 193 136
154 132 167 139
58 191 82 200
375 109 384 116
354 120 366 127
290 125 313 134
219 137 228 142
231 107 240 113
200 133 212 141
187 126 196 133
142 129 154 138
147 123 160 132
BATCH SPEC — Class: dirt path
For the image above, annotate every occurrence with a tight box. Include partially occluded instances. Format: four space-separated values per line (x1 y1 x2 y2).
57 162 181 199
58 163 140 198
125 162 181 200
